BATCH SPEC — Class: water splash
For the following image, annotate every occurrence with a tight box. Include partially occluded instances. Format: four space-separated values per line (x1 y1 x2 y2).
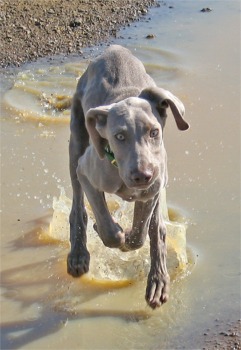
48 187 189 283
2 62 87 122
49 187 72 242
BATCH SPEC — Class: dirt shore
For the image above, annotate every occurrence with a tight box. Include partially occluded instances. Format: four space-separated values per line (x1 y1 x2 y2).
0 0 157 68
199 319 240 350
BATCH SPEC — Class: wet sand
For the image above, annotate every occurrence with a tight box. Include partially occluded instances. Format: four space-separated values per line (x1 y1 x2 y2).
201 319 240 350
0 0 156 67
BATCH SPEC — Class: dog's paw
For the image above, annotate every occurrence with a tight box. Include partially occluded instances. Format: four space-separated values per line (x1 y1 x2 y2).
119 229 145 252
67 250 90 277
93 222 125 248
145 271 170 309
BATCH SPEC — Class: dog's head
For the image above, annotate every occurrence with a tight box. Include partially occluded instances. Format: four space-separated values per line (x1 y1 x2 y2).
86 87 189 190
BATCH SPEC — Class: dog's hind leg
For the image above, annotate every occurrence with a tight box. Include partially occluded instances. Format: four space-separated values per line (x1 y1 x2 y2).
67 94 90 277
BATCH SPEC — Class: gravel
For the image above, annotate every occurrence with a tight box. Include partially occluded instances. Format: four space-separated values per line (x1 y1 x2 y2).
0 0 157 68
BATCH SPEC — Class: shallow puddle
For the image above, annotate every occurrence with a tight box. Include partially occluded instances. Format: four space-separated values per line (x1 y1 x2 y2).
1 1 240 349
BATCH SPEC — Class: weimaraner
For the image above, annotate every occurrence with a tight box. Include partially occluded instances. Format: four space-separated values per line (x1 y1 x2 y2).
68 45 189 309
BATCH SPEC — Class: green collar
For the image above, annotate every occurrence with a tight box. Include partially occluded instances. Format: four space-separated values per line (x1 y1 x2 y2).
104 145 118 168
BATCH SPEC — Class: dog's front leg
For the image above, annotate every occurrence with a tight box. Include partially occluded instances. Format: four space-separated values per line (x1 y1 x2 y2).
77 173 125 248
68 136 90 277
68 96 90 277
145 196 170 309
121 198 158 251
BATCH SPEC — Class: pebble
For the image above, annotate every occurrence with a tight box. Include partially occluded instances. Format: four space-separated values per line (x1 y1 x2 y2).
146 33 155 39
201 7 212 13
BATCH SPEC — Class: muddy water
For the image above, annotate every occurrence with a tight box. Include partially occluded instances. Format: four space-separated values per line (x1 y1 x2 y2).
1 1 240 349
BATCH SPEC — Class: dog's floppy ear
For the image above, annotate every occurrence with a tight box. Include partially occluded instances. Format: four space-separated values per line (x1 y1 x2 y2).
86 104 114 159
139 87 189 131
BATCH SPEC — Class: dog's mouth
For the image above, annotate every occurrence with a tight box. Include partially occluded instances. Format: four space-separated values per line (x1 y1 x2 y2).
128 182 153 190
125 176 156 191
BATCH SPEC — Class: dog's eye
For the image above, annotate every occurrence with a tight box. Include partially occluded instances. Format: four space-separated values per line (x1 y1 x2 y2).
150 129 159 138
115 133 125 141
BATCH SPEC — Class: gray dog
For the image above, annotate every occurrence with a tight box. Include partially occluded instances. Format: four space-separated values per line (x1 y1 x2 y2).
68 45 189 309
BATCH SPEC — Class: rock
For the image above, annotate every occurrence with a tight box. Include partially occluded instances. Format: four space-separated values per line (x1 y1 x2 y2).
200 7 212 12
48 8 55 14
141 9 148 14
69 17 82 28
146 33 155 39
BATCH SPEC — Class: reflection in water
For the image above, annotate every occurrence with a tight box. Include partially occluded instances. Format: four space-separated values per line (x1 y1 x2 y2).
1 222 148 349
1 302 150 350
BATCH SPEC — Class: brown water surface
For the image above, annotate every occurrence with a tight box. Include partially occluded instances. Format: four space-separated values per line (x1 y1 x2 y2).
1 1 240 349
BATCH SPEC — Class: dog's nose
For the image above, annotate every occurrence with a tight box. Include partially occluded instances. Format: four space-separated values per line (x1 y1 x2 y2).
130 169 153 186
